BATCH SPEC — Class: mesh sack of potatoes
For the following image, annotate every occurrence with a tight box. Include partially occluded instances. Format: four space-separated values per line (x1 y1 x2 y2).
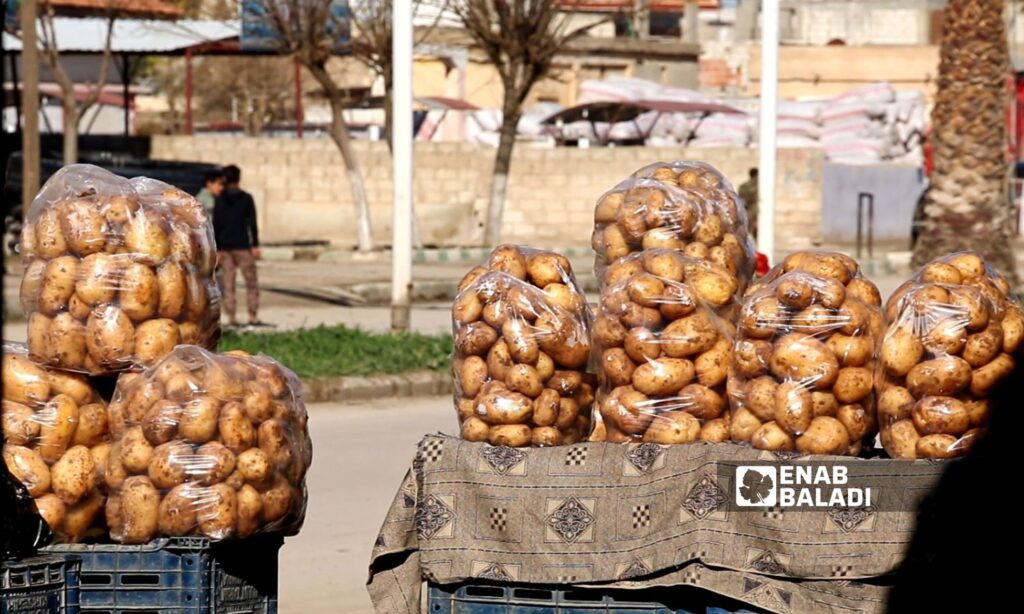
728 268 884 456
592 161 756 294
453 246 594 448
878 252 1022 459
102 346 311 543
588 251 737 444
2 343 110 542
19 164 220 375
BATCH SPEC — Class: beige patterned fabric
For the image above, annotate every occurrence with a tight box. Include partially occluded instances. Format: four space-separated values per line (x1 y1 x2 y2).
368 436 946 613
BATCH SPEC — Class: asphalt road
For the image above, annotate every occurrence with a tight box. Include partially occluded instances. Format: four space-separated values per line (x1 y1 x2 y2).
278 397 455 613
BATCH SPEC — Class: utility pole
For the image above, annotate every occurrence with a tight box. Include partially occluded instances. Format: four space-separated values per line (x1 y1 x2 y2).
21 0 41 214
390 0 413 331
758 0 779 262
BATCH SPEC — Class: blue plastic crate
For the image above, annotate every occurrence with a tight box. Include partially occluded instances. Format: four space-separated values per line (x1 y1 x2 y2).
42 535 281 613
428 583 765 614
1 555 80 614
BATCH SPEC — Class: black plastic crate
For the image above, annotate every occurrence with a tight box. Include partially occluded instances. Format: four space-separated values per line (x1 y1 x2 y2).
42 536 281 613
428 583 766 614
1 555 80 614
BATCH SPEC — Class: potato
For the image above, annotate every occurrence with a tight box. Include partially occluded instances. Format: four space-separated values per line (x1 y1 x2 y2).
479 389 533 425
142 399 181 445
910 396 969 437
46 370 93 406
198 483 238 539
120 426 154 474
61 491 103 542
694 339 730 388
455 322 498 357
452 290 483 325
261 474 294 524
659 283 699 320
205 366 245 401
632 358 695 396
681 384 726 420
104 442 128 489
531 426 562 447
123 210 170 265
946 253 985 279
846 278 881 308
594 315 628 347
884 419 921 459
214 402 254 455
502 319 540 364
751 422 795 451
837 404 873 441
700 417 730 442
970 353 1015 397
37 256 78 316
35 493 66 530
811 391 839 418
626 274 666 309
26 313 52 363
769 334 839 389
740 296 784 340
86 305 135 367
833 367 873 404
922 318 967 356
236 448 273 487
2 401 40 446
742 376 779 422
488 245 527 280
117 262 159 322
89 443 110 482
177 396 219 444
158 483 199 536
119 476 160 543
774 381 813 435
34 207 68 259
962 324 1003 368
547 371 583 396
258 420 294 469
602 387 653 436
643 251 686 283
825 334 872 368
643 411 700 444
878 385 915 422
460 416 490 442
46 313 88 369
531 389 560 427
241 382 275 424
3 445 51 497
527 252 570 287
916 434 960 459
601 348 635 387
555 398 580 430
58 199 106 256
881 328 925 377
458 266 488 293
920 262 962 285
71 403 108 447
619 303 662 330
688 266 735 307
37 394 79 464
623 328 660 363
182 270 210 322
196 441 237 486
20 259 47 313
776 278 814 310
131 319 179 366
733 340 772 378
486 424 530 447
236 484 264 538
506 364 543 398
485 340 514 382
148 441 191 489
729 407 763 442
906 356 972 397
1002 305 1024 354
795 417 850 455
662 312 719 358
67 293 92 320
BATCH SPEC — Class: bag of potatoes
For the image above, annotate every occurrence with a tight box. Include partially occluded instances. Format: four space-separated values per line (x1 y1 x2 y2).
589 251 735 444
19 164 220 375
103 346 311 543
453 245 594 447
729 262 885 456
592 161 756 294
878 252 1022 459
2 342 110 542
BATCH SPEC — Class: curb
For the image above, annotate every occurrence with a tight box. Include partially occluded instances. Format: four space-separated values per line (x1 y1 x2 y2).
311 246 593 265
300 370 452 403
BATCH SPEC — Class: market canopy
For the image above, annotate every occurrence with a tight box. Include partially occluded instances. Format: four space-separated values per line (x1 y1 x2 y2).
2 17 238 54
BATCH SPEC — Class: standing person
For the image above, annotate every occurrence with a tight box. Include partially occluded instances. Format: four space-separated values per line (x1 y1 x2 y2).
213 165 262 326
738 167 759 238
196 169 224 214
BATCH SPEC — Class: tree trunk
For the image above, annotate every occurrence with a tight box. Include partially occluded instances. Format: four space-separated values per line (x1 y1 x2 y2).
383 71 394 154
913 0 1018 286
330 99 375 251
62 97 78 165
484 95 521 247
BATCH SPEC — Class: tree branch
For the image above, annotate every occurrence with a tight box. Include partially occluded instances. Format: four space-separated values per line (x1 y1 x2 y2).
79 15 117 122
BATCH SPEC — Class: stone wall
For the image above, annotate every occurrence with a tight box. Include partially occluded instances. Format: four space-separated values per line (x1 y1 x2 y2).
150 136 823 252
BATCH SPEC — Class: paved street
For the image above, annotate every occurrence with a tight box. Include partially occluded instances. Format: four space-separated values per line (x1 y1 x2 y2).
278 397 455 613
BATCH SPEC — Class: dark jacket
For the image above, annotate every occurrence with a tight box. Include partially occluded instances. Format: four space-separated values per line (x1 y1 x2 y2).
213 187 259 250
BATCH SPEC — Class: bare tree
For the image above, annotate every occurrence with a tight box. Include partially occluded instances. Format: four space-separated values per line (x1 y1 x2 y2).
258 0 374 251
38 0 117 164
195 56 295 136
349 0 446 150
452 1 601 246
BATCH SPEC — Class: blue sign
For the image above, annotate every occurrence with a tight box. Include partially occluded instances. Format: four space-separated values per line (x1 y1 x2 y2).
241 0 351 54
5 0 21 34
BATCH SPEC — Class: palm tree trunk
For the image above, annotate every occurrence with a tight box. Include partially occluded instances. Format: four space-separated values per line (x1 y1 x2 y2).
913 0 1018 286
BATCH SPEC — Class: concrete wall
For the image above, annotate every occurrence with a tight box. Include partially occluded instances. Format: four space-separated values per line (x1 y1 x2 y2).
150 136 824 251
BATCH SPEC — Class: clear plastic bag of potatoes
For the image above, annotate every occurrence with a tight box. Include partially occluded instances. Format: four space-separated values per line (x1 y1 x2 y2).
588 251 738 444
103 345 311 543
728 266 885 456
592 161 756 293
453 245 594 448
19 164 220 375
878 252 1022 459
2 342 109 542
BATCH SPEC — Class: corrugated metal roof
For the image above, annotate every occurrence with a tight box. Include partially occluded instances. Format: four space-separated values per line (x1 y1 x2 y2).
3 18 238 53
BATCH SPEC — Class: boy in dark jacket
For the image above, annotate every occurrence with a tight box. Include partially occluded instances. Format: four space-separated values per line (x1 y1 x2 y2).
213 165 261 326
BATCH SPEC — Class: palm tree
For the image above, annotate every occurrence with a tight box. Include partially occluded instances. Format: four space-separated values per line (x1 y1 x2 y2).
913 0 1019 286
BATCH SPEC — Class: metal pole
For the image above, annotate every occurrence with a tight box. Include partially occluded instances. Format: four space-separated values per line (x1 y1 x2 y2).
21 0 41 215
390 0 413 332
121 54 130 137
294 57 303 139
184 48 193 135
757 0 779 263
